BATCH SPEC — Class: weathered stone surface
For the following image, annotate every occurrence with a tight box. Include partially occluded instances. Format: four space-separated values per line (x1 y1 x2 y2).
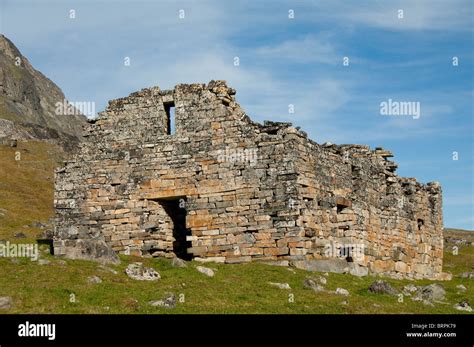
348 263 369 277
0 297 12 310
54 239 120 264
0 35 86 149
303 278 325 292
269 282 291 290
460 272 474 279
125 262 160 281
421 284 445 301
149 293 176 309
402 284 418 296
335 288 349 296
196 266 214 277
433 272 452 281
368 280 398 295
454 300 472 312
52 81 444 279
171 257 187 268
87 275 102 284
292 259 350 274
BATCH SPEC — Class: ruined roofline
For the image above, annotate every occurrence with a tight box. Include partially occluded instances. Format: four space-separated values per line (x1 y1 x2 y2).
87 80 440 194
54 79 444 277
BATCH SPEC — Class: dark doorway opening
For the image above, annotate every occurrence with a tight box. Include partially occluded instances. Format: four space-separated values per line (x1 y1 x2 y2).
159 197 192 260
163 101 175 135
417 218 424 230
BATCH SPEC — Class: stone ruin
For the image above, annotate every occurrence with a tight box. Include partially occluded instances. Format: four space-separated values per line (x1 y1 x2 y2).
53 80 446 280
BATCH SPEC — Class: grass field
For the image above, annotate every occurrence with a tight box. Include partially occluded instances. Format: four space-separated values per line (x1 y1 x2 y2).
0 245 472 314
0 141 472 314
0 141 63 241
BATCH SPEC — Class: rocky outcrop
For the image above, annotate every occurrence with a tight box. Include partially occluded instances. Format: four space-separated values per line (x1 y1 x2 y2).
0 35 86 147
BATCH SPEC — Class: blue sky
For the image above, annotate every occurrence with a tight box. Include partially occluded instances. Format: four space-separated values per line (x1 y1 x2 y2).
1 0 473 229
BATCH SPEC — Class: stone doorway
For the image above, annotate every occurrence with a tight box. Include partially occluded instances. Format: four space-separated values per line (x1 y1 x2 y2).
159 197 192 260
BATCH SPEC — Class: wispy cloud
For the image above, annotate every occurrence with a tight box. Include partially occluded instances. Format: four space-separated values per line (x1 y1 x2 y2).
310 0 473 31
1 0 472 229
255 34 339 65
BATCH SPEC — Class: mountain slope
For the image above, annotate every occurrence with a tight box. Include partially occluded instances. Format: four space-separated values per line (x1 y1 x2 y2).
0 34 86 140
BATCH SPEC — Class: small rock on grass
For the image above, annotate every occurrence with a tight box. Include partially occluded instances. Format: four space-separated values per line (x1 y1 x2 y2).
87 275 102 284
335 288 350 296
125 262 160 281
454 300 472 312
421 284 445 302
0 297 12 310
303 279 325 292
269 282 291 290
149 293 176 309
402 284 418 296
196 266 214 277
171 257 187 268
368 280 398 295
460 272 474 279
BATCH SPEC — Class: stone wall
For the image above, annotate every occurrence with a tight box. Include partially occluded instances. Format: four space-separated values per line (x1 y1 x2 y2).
53 80 444 279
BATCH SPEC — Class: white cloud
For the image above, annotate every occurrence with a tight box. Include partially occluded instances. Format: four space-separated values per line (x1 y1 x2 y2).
311 0 473 31
256 35 339 65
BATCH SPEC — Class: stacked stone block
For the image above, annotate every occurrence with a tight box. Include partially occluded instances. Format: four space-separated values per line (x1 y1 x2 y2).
53 80 444 279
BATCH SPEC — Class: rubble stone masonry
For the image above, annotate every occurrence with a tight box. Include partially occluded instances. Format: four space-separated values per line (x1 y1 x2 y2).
53 81 445 279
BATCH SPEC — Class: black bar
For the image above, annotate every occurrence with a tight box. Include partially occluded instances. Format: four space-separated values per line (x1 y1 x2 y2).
0 314 471 346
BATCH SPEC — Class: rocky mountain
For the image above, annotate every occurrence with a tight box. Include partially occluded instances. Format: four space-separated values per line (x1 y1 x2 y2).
0 34 87 147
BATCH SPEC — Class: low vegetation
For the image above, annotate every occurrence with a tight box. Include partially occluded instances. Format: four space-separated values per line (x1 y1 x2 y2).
0 142 472 314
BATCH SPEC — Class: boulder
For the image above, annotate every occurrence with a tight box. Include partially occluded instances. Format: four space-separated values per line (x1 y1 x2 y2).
348 263 368 277
368 280 398 295
335 288 350 296
454 300 472 312
149 293 176 309
87 275 102 284
303 279 325 292
269 282 291 290
421 283 445 301
291 259 350 274
460 271 474 279
54 239 120 264
125 262 160 281
196 266 214 277
171 257 187 268
0 297 12 310
402 284 418 296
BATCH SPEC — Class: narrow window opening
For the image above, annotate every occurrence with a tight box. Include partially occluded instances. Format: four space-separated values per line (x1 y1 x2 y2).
164 101 175 135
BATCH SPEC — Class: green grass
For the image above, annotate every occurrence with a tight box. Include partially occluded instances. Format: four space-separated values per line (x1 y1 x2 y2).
0 245 472 314
0 141 64 240
0 141 472 314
